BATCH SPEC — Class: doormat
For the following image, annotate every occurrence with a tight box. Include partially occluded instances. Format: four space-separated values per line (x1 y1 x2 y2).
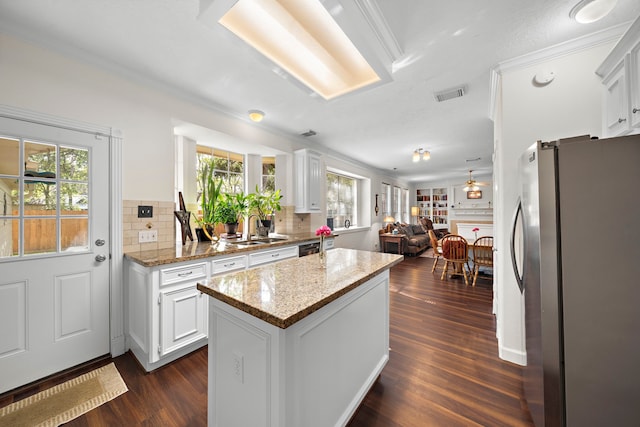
0 363 127 427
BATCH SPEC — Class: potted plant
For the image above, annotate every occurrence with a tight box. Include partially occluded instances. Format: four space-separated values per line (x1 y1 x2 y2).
248 185 282 237
215 191 248 236
194 165 222 241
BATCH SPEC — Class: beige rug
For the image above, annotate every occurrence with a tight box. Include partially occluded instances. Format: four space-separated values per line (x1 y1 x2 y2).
0 363 128 427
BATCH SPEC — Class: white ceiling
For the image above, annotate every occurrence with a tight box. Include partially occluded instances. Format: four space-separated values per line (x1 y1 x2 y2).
1 0 639 182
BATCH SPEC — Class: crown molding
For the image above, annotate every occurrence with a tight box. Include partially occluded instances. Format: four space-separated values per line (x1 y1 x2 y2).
596 15 640 77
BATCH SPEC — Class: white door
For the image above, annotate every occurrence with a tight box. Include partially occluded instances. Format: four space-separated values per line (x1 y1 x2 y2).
0 117 110 394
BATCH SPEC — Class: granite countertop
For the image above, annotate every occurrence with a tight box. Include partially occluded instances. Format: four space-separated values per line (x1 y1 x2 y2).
124 233 324 267
197 248 403 329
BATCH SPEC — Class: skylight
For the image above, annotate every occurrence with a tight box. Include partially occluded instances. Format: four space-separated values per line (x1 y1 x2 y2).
218 0 381 100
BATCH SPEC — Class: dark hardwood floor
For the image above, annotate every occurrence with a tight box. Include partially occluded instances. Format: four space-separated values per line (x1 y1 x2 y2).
0 255 533 426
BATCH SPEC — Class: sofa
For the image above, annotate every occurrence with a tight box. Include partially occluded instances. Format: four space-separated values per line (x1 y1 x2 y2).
396 223 431 255
383 218 449 256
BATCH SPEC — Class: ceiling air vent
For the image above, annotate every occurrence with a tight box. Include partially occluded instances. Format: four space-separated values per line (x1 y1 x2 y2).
301 129 317 137
434 85 467 102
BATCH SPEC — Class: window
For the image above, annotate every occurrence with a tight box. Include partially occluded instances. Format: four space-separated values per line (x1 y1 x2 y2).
381 182 391 217
1 136 90 258
196 146 244 196
401 187 409 223
261 156 275 191
393 186 401 222
326 171 357 229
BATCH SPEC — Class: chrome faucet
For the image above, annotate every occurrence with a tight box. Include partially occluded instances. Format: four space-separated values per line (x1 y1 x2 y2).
246 214 260 241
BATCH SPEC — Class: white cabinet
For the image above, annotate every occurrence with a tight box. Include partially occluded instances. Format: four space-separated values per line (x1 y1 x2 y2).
416 187 449 229
249 245 298 267
597 16 640 137
125 246 297 371
126 260 209 372
294 148 322 213
601 60 629 136
211 254 247 275
159 284 207 357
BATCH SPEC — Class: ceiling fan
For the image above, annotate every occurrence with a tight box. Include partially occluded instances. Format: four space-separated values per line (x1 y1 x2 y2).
463 170 487 191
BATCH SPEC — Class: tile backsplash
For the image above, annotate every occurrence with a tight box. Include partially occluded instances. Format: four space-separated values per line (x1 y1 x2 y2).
122 201 312 253
123 200 176 253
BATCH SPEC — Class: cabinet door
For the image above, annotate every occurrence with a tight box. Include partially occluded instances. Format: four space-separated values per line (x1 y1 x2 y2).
630 42 640 129
159 285 207 357
308 153 321 211
294 149 322 213
602 60 630 137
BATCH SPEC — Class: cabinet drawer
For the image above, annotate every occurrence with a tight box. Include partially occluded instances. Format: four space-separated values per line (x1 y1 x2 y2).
160 262 207 286
249 246 299 267
211 255 247 275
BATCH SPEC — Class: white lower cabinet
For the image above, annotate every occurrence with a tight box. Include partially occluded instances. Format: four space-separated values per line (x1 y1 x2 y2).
159 285 207 357
125 246 297 371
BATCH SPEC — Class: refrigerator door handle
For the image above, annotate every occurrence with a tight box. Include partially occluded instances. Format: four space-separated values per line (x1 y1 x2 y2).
510 198 524 293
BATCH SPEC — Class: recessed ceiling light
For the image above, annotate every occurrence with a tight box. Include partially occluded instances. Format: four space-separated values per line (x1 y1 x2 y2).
569 0 618 24
218 0 381 100
248 110 265 122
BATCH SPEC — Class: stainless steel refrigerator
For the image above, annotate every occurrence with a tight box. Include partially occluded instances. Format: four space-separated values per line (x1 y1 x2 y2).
511 134 640 427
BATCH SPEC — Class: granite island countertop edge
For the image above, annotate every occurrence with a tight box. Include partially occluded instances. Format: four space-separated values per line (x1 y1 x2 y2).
197 249 404 328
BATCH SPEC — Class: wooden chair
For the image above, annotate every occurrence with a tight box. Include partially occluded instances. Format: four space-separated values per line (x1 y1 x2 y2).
471 236 493 286
428 229 443 273
440 234 470 285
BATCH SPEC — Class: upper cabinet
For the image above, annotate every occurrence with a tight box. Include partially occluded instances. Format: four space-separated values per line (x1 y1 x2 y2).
294 149 322 213
597 16 640 137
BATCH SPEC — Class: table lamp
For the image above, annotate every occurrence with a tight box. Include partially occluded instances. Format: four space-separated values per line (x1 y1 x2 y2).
383 215 395 233
411 206 420 224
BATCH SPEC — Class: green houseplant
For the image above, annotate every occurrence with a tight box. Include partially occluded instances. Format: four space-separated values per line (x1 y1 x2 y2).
215 191 248 235
194 165 222 241
248 185 282 236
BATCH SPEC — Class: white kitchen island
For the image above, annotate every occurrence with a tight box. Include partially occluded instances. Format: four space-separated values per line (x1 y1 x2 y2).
197 248 403 427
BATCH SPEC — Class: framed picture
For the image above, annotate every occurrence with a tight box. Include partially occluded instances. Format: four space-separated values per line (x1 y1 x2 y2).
467 190 482 199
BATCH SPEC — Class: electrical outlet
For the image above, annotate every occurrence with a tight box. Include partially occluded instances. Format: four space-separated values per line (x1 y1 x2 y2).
138 230 158 243
138 205 153 218
232 352 244 383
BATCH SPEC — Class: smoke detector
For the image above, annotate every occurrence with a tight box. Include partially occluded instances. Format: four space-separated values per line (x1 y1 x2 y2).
434 85 467 102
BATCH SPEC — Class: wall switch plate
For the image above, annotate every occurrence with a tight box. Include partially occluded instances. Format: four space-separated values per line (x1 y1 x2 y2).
138 205 153 218
138 230 158 243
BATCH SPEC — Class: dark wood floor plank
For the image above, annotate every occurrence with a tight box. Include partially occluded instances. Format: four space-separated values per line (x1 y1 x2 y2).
0 255 532 426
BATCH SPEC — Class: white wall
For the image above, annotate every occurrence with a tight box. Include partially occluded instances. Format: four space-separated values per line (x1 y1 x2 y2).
0 33 299 202
493 39 616 364
0 33 410 253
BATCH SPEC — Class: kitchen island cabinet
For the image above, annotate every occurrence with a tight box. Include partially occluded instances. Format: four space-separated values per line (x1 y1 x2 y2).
197 248 403 427
124 238 311 372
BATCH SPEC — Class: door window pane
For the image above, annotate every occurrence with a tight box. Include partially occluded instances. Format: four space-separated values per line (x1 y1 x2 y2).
23 218 57 255
61 183 88 213
61 218 89 251
59 147 88 180
25 141 56 178
0 218 19 257
24 183 57 214
0 179 18 216
0 137 20 176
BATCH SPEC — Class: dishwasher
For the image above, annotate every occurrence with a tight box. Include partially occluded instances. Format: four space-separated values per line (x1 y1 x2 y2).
298 242 320 257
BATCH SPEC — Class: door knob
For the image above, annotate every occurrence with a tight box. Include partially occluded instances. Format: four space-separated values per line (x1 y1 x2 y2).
95 254 107 262
95 239 105 246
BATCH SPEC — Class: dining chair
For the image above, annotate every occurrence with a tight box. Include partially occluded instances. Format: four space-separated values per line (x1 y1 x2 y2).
428 229 443 273
440 234 470 285
471 236 493 286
